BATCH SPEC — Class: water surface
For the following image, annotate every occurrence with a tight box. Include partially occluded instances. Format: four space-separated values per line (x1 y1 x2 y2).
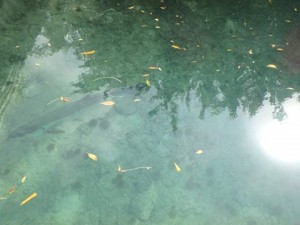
0 1 300 225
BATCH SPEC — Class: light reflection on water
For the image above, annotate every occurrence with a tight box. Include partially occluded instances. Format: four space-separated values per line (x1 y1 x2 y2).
256 96 300 163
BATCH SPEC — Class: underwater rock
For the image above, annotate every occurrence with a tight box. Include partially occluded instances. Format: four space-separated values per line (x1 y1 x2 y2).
132 184 157 221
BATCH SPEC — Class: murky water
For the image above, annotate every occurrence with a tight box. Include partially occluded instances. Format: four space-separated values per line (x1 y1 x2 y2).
0 1 300 224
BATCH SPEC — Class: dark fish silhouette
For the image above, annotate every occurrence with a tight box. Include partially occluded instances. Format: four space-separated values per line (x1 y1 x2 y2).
8 93 102 138
8 83 147 138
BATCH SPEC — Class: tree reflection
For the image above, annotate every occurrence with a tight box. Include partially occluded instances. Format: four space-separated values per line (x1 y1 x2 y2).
28 0 300 131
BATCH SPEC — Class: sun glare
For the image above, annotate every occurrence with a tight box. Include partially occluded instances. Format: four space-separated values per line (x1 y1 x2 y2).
258 99 300 163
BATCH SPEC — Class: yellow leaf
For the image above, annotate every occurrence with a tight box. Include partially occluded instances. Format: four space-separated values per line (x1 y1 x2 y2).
81 50 96 55
266 64 278 69
117 165 122 172
21 176 26 183
171 44 186 50
148 66 162 71
172 44 181 49
194 149 204 154
20 192 38 206
174 162 181 172
87 152 98 161
101 101 115 106
146 79 151 87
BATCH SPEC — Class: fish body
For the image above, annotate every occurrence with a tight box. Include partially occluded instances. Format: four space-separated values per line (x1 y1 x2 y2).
8 93 102 138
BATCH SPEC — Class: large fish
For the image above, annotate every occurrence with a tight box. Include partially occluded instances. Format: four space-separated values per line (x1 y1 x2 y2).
8 92 103 138
8 84 147 138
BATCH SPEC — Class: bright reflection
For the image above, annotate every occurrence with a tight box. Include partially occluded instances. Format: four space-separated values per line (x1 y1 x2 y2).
258 98 300 163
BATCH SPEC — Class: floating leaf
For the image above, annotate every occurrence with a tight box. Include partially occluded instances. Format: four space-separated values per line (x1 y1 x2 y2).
21 176 26 183
266 64 278 69
118 165 122 172
101 101 115 106
87 152 98 161
146 79 151 87
20 192 38 206
81 50 96 55
47 96 72 105
60 96 71 102
171 44 186 50
195 149 204 154
148 66 162 71
174 162 181 172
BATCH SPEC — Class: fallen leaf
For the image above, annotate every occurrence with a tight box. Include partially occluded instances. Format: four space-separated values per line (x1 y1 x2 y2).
266 64 278 69
195 149 204 154
118 165 122 172
81 50 96 55
101 101 115 106
87 152 98 161
21 176 26 183
146 79 151 87
171 44 186 50
20 192 38 206
60 96 71 102
148 66 162 71
174 162 181 172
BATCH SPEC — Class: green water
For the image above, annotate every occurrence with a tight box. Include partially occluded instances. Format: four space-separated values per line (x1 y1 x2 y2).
0 0 300 224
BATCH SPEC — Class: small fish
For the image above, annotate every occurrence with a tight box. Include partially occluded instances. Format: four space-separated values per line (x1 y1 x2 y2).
174 162 181 172
81 50 96 55
148 66 162 71
194 149 204 154
100 101 115 106
87 152 98 161
128 6 135 9
21 176 26 183
133 98 141 102
266 64 278 69
20 192 38 206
